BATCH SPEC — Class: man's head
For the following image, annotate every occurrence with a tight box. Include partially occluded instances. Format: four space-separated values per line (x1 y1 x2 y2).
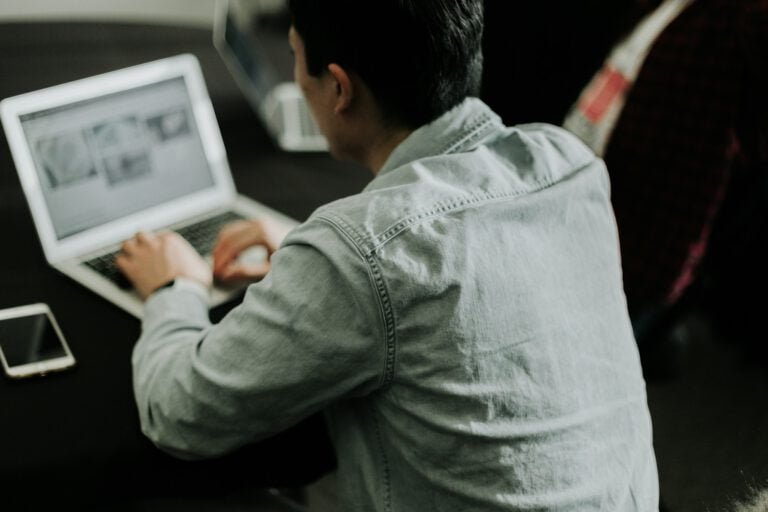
287 0 485 131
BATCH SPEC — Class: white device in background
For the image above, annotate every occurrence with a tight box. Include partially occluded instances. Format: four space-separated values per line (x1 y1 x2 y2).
0 303 76 379
213 0 327 152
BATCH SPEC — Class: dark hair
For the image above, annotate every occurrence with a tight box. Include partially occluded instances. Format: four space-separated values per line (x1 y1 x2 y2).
287 0 484 129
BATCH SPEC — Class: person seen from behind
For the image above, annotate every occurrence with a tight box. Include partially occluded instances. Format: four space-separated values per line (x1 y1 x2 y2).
116 0 659 509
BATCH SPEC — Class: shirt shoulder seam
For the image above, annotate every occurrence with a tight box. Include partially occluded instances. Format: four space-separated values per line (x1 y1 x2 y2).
314 214 397 389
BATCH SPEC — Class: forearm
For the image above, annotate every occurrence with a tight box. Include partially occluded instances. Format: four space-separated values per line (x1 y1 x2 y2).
130 225 386 460
132 287 221 459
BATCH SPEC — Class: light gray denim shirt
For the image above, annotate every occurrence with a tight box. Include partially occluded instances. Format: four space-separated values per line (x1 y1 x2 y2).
133 98 659 511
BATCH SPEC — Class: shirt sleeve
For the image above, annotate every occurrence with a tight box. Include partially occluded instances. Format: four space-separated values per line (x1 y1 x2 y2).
132 218 386 459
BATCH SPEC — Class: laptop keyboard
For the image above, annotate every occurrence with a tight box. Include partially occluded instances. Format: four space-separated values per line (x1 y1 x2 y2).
83 211 245 289
175 211 244 256
84 252 133 289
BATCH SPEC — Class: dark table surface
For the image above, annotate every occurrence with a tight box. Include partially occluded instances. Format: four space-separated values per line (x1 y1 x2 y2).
0 21 367 504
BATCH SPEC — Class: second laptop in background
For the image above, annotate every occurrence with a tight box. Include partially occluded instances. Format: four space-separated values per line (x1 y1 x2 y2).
214 0 327 152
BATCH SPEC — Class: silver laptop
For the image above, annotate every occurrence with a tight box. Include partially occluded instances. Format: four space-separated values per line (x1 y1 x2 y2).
0 54 296 318
213 0 327 152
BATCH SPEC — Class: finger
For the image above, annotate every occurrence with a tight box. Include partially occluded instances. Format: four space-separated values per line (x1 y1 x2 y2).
121 238 138 255
159 230 181 244
114 253 127 270
219 262 270 282
216 261 271 283
213 222 254 259
216 220 251 242
213 224 266 274
135 231 155 244
211 224 235 267
158 230 181 242
114 253 134 278
213 247 236 275
172 233 204 257
213 221 250 254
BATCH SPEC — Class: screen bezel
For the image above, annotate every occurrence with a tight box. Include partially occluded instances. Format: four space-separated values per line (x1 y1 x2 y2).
0 54 236 263
0 303 76 379
213 0 280 115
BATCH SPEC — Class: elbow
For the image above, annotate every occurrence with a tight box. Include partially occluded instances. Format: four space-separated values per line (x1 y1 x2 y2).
138 401 225 461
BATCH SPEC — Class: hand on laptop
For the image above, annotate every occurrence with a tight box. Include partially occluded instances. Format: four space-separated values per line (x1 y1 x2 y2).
212 219 291 283
116 231 212 300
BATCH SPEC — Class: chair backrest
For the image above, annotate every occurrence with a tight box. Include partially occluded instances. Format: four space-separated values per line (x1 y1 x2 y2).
603 0 746 313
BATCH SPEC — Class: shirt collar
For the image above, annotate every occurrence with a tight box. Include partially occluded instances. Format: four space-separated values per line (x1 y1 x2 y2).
376 97 503 178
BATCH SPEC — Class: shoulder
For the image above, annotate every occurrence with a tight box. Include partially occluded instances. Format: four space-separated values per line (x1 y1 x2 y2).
491 122 598 170
290 123 604 255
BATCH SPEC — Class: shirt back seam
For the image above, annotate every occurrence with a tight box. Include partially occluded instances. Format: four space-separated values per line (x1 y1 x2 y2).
369 158 597 251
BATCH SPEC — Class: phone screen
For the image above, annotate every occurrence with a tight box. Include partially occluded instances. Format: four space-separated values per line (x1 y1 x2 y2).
0 312 68 368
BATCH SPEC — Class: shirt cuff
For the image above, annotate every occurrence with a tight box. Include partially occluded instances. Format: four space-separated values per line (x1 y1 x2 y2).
143 277 210 328
163 277 210 300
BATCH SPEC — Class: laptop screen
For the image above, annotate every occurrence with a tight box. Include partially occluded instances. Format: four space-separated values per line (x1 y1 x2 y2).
19 76 215 240
220 1 284 105
224 10 278 103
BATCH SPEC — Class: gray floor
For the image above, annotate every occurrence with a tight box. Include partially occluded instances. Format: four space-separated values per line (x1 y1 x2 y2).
646 312 768 512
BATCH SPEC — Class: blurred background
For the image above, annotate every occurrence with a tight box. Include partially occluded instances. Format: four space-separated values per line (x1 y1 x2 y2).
0 1 766 511
0 0 214 26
